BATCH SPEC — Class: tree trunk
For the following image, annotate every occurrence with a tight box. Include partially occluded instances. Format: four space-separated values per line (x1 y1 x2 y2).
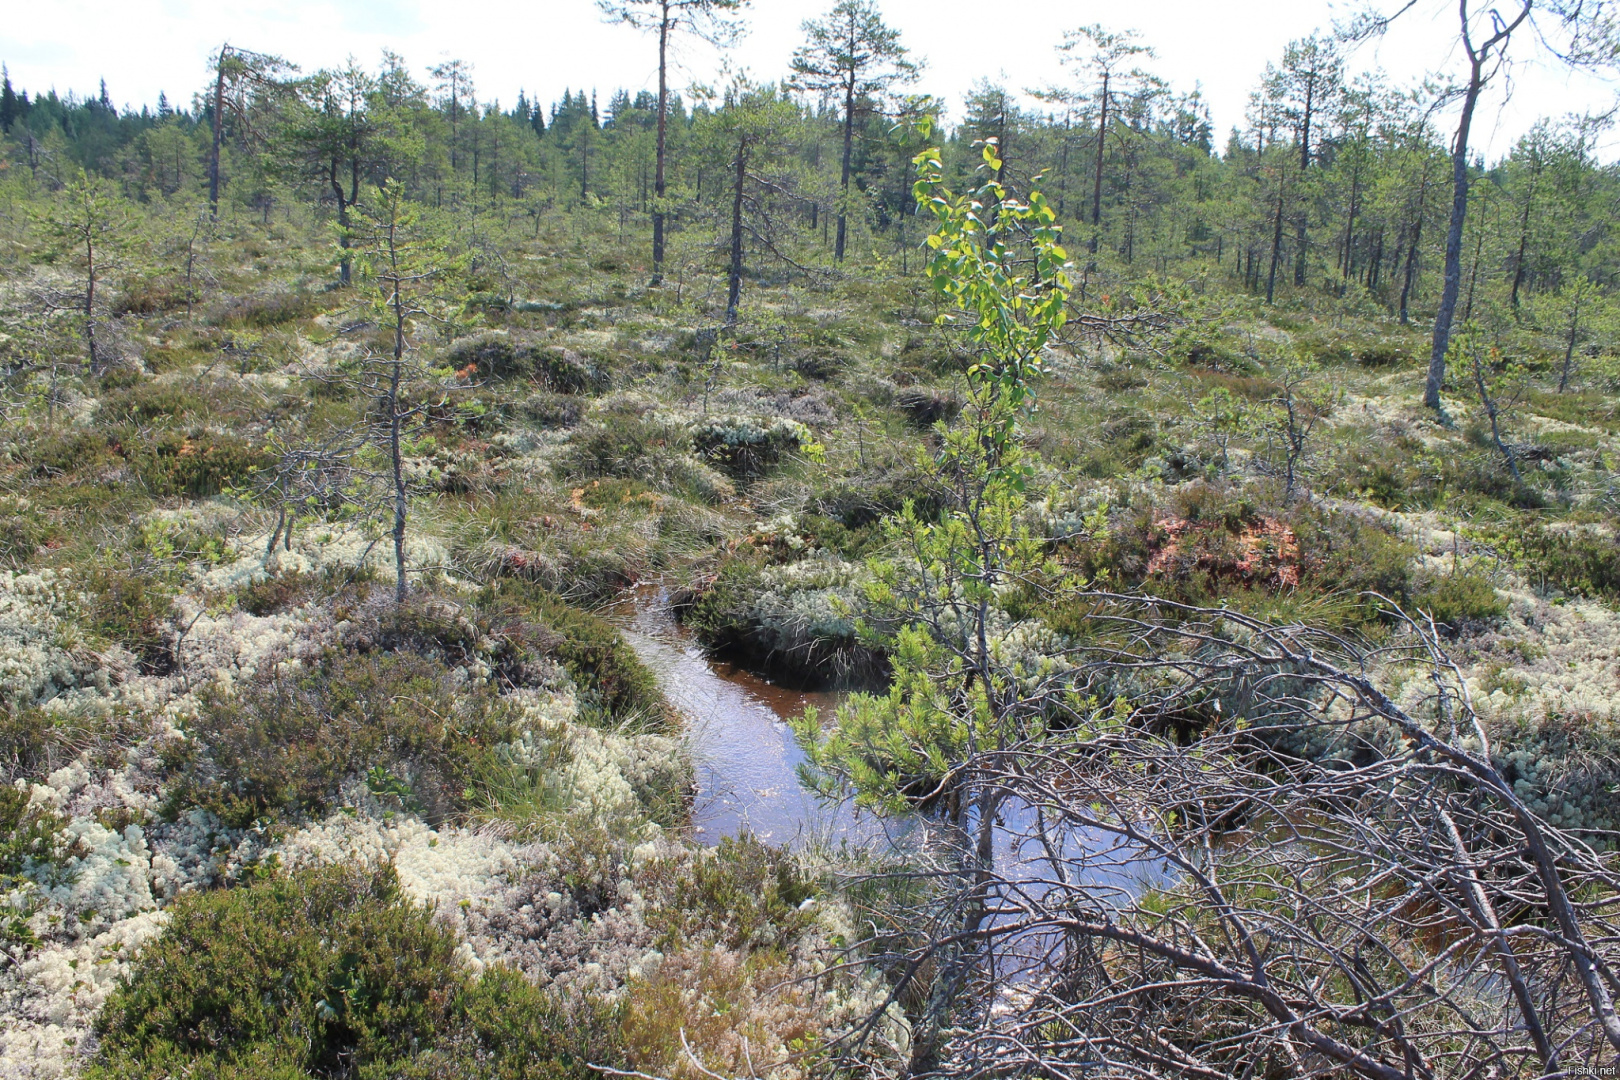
1293 73 1312 287
1266 172 1285 305
1089 70 1108 255
1473 353 1523 485
1399 167 1429 325
651 1 670 282
837 79 854 262
83 232 98 372
331 162 353 286
726 136 747 324
209 47 227 218
1341 168 1361 288
1560 304 1581 392
1509 160 1539 309
389 233 409 603
1426 62 1485 410
1463 196 1487 323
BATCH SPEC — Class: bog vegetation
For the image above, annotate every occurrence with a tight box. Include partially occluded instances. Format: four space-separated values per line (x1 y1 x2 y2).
1 0 1620 1076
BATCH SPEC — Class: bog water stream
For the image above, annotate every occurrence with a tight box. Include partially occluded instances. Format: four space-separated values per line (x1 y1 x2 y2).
612 583 861 846
612 584 1170 905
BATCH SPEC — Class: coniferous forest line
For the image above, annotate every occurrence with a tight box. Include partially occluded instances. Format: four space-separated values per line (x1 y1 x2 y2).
2 1 1620 1078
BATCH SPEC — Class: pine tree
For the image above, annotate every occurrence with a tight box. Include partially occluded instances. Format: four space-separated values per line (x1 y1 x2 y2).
598 0 750 282
789 0 919 262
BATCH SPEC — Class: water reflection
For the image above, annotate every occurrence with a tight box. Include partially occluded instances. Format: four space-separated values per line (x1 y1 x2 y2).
613 584 856 846
611 584 1172 911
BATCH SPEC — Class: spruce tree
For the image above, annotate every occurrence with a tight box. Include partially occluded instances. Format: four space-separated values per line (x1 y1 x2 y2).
0 67 20 133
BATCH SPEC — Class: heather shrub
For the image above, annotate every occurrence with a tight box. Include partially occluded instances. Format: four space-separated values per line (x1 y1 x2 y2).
685 555 883 689
1408 571 1507 631
661 834 816 950
622 948 822 1080
172 651 519 827
892 386 961 427
88 864 607 1080
20 431 116 480
1485 519 1620 599
520 391 585 428
0 505 59 564
215 286 321 328
1170 326 1250 372
815 469 945 529
0 706 145 784
123 430 265 497
559 412 732 501
448 333 606 394
112 273 191 316
1058 483 1418 628
1327 436 1546 511
85 563 176 673
234 568 321 616
482 581 668 727
1356 338 1412 368
0 784 66 942
107 380 198 423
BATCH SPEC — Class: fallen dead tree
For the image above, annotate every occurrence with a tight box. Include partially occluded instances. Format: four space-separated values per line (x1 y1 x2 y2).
823 594 1620 1080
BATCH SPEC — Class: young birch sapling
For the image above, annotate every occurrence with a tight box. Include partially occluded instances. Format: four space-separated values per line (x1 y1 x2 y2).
794 140 1075 1063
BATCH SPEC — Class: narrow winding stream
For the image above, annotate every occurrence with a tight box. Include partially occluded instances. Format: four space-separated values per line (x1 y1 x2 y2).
615 585 1170 908
614 584 854 845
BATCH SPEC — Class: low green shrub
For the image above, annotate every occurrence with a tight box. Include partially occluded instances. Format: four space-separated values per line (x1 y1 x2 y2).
119 430 265 498
234 569 321 616
172 652 519 827
690 416 812 481
1356 340 1411 368
85 564 176 673
449 334 606 394
482 581 668 727
21 432 115 479
1409 571 1508 630
0 707 148 785
560 413 683 480
815 470 945 529
113 274 191 316
89 864 611 1080
1057 483 1418 629
1326 437 1545 512
892 386 961 427
106 381 198 423
216 287 321 328
1483 520 1620 600
662 833 815 950
520 392 585 428
0 507 59 565
1170 327 1251 372
684 556 883 689
0 785 64 945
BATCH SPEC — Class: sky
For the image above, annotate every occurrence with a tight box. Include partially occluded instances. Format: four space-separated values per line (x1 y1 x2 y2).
4 0 1618 160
